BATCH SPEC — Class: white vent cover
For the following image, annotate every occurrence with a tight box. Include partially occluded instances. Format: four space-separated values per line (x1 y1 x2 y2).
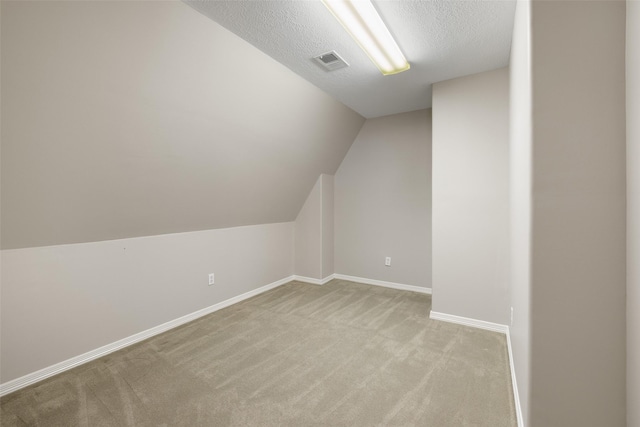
313 51 349 72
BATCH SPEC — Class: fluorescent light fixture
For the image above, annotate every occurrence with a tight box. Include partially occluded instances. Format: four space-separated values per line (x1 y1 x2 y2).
321 0 409 75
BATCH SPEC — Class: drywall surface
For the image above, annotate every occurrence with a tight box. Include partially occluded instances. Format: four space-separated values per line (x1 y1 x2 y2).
0 222 294 383
509 0 532 423
627 1 640 425
530 1 626 425
431 68 510 325
294 174 334 281
294 177 322 279
0 1 364 249
321 175 334 279
334 110 431 288
184 0 516 119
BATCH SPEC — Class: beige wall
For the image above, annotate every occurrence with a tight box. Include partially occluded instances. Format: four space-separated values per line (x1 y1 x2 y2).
530 1 626 425
627 0 640 425
0 1 364 249
431 68 510 325
1 222 294 383
294 177 322 279
509 0 532 423
334 110 431 288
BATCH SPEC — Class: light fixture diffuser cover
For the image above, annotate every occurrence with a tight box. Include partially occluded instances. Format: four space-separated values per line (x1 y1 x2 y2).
321 0 410 75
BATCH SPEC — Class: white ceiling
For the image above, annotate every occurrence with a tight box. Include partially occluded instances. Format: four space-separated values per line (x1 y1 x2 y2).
184 0 516 118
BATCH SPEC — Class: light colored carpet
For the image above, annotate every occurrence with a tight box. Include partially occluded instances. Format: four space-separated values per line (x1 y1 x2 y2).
0 279 516 426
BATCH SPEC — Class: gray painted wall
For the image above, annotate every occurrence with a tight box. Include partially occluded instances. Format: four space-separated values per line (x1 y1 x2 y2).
509 0 532 423
0 1 364 249
293 174 334 281
334 110 432 288
294 177 322 279
530 1 626 425
1 223 294 383
431 68 510 325
321 175 334 279
0 0 363 386
627 1 640 425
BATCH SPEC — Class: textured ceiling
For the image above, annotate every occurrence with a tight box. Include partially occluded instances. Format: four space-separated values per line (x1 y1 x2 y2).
184 0 516 118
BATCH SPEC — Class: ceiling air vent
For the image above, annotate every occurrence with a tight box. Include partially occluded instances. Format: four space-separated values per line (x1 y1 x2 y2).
313 51 349 72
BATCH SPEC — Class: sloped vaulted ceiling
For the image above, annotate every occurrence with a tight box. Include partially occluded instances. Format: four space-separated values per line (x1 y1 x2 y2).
184 0 516 118
0 1 365 249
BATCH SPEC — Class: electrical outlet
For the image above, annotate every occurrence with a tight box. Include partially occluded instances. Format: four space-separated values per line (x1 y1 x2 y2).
510 307 514 325
208 273 215 286
385 257 391 266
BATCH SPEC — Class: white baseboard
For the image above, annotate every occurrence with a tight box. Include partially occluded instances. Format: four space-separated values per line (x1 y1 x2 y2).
293 274 335 285
334 277 522 425
429 310 509 333
505 328 524 427
2 275 524 427
429 310 522 426
0 275 294 397
333 273 432 295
